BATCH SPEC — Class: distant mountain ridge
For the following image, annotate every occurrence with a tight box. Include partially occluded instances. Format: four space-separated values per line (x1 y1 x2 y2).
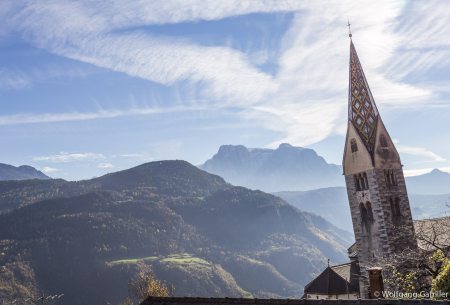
201 144 450 195
200 144 344 192
0 163 50 181
0 160 351 304
406 169 450 195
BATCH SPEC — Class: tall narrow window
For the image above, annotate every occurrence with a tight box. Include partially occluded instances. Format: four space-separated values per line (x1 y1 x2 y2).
355 172 369 190
354 175 361 191
394 197 401 217
385 169 397 187
390 197 401 221
385 170 391 187
365 201 374 222
391 170 397 186
380 134 388 148
360 202 368 224
389 197 395 216
351 138 358 153
360 174 366 190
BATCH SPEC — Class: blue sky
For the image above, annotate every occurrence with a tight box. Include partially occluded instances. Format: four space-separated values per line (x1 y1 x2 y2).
1 1 450 180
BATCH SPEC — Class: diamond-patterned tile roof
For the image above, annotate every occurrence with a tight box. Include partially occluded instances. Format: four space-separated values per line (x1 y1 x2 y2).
349 41 379 155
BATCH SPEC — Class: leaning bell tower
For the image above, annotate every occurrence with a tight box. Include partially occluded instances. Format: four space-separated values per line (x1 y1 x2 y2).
342 31 417 297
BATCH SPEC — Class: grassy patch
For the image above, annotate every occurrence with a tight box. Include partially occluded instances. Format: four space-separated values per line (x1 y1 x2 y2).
107 253 210 267
107 255 159 265
160 254 210 266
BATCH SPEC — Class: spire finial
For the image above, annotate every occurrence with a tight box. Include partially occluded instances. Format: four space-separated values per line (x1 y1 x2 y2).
327 258 330 267
347 18 352 39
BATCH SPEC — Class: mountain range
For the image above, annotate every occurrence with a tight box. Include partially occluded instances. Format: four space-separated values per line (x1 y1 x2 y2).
200 144 344 192
1 144 448 303
201 144 450 195
0 161 352 305
406 168 450 195
0 163 50 181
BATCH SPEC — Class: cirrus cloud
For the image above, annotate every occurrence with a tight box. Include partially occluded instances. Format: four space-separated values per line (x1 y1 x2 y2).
33 152 105 163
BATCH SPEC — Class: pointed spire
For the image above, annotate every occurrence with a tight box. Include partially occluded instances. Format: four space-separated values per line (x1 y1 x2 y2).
347 19 352 39
348 40 379 156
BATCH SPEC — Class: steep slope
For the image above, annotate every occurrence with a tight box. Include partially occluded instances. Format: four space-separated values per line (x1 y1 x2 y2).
200 144 344 192
0 160 348 305
274 188 353 232
0 163 50 181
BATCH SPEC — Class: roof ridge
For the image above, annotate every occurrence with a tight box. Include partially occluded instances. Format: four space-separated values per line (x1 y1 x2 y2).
330 262 352 268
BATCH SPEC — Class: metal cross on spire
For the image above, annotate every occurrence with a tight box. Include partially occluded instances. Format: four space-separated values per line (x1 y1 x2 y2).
347 18 352 38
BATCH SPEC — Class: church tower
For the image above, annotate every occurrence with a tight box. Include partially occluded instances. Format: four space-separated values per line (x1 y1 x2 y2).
342 36 417 297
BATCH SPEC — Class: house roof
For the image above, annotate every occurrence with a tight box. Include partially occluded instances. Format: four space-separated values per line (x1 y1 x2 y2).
303 261 359 295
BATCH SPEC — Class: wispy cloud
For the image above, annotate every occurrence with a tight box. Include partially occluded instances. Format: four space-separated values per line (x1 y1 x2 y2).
33 152 105 163
0 64 96 90
2 1 290 104
404 167 450 177
0 105 208 126
387 1 450 79
117 153 154 161
97 162 114 169
0 0 443 149
41 166 60 174
0 69 31 90
396 144 446 163
241 0 433 146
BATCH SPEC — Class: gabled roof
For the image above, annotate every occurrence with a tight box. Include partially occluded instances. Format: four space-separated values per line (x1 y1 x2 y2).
348 40 379 157
331 262 360 294
303 262 359 295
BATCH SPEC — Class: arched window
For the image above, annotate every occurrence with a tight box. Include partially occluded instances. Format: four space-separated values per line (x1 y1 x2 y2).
394 197 401 217
385 170 391 187
361 202 374 227
365 201 374 222
351 138 358 153
389 197 395 215
360 202 368 224
385 169 398 187
363 173 369 190
380 134 388 148
391 171 397 186
390 197 401 221
355 173 369 190
354 175 360 191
